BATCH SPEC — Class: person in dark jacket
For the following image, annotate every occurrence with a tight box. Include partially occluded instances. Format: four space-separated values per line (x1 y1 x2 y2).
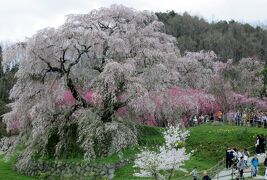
260 134 266 154
226 147 233 168
256 135 260 154
259 135 264 154
202 171 211 180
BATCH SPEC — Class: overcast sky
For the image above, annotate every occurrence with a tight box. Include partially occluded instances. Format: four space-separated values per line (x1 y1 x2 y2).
1 0 267 42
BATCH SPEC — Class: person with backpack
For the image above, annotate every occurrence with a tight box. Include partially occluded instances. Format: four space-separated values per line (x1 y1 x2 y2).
237 156 246 179
251 155 259 177
191 167 198 180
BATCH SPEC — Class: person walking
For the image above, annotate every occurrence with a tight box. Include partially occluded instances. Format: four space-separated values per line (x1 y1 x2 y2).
261 134 266 153
226 147 233 169
232 148 239 169
191 167 198 180
237 156 246 179
263 113 267 128
202 171 211 180
235 111 241 126
237 150 243 161
256 135 260 154
199 114 204 124
259 135 264 154
193 115 198 126
242 148 249 167
251 154 259 177
209 112 214 122
216 110 223 122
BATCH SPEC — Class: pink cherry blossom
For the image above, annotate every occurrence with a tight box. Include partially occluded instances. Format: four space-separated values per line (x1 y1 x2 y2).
63 90 76 106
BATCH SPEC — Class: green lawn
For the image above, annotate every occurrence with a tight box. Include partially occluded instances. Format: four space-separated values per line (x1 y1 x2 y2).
185 123 267 170
0 123 266 180
0 155 35 180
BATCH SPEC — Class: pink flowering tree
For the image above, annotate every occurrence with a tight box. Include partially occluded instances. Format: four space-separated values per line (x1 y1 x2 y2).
226 91 267 111
130 87 220 127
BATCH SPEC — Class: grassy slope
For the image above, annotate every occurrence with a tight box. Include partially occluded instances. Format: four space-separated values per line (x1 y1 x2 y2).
0 155 34 180
0 124 266 180
185 123 267 171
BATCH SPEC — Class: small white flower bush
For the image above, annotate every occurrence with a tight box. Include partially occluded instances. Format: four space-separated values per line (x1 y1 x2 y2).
133 125 190 179
163 126 189 149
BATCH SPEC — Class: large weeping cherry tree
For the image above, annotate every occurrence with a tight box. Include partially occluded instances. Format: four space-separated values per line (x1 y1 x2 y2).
2 5 181 164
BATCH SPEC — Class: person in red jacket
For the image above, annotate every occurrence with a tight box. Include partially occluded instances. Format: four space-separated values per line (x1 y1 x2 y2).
215 110 223 121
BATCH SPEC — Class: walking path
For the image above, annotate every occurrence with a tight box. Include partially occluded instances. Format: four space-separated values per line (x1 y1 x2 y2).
214 153 266 180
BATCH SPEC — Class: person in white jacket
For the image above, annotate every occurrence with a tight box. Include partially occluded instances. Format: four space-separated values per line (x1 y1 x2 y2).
242 148 249 167
256 135 260 155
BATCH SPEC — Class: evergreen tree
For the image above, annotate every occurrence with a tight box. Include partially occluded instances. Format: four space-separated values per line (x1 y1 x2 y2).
156 11 267 62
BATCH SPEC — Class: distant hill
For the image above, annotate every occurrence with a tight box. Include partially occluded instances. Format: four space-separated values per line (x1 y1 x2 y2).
156 11 267 64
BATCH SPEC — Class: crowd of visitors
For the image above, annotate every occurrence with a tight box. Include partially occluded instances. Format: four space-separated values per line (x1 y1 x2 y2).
189 110 224 126
187 110 267 179
232 111 267 127
190 134 266 179
189 110 267 128
224 135 266 179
